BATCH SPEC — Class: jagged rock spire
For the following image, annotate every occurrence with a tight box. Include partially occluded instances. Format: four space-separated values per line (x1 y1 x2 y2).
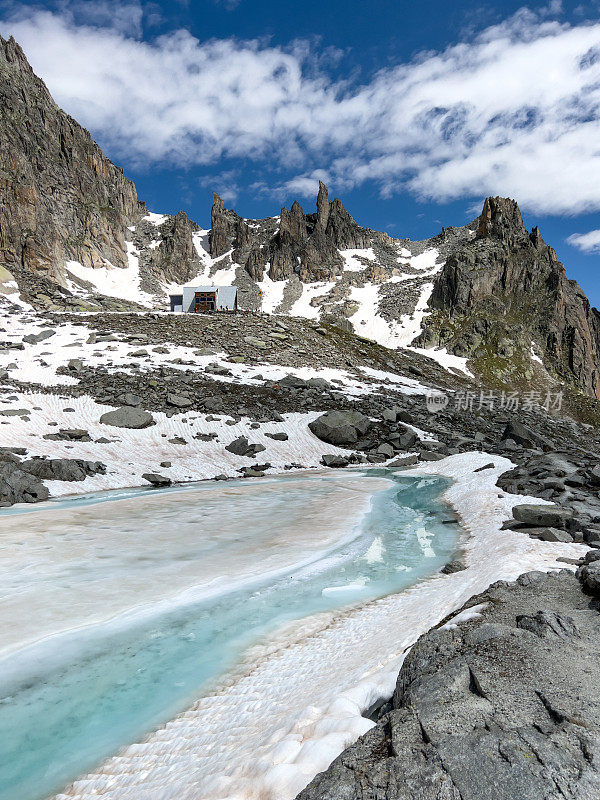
279 200 306 242
316 180 330 230
476 196 527 245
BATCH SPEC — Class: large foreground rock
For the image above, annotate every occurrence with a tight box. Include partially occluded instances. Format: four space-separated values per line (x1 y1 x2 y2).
99 407 155 429
512 503 573 529
297 569 600 800
0 461 48 505
309 410 371 446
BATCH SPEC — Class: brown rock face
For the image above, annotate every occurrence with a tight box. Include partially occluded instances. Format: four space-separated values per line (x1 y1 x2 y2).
422 196 600 399
0 35 142 288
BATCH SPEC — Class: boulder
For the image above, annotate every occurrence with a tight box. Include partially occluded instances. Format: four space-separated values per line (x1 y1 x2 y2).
388 454 419 467
265 432 289 441
321 454 351 468
117 393 143 407
577 561 600 595
501 420 541 448
43 428 91 442
522 526 574 543
308 410 371 446
512 503 573 529
67 358 83 372
279 375 307 389
306 377 330 390
297 570 600 800
22 329 54 344
376 443 395 459
166 393 193 408
99 407 155 429
142 473 172 487
398 431 419 449
21 458 105 482
225 436 266 457
441 560 467 574
0 461 49 505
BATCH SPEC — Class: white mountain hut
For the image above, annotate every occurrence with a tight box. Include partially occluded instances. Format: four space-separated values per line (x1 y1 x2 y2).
169 285 238 313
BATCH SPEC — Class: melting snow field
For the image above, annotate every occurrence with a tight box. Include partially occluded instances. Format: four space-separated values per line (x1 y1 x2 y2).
0 457 587 800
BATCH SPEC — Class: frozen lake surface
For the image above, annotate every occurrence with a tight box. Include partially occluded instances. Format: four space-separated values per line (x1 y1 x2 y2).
0 469 458 800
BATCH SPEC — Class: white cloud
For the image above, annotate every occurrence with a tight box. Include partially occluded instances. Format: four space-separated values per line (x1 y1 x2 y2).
567 229 600 252
1 4 600 213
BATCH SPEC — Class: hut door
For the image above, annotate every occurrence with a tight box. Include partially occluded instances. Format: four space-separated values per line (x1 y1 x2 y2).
194 291 216 312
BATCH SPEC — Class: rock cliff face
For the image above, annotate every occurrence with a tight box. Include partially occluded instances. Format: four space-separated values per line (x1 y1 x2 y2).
209 181 372 282
0 35 142 289
417 197 600 399
139 211 201 287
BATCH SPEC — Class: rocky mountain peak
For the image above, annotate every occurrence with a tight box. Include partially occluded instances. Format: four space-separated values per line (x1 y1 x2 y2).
419 194 600 399
476 196 529 247
206 181 372 283
0 33 142 301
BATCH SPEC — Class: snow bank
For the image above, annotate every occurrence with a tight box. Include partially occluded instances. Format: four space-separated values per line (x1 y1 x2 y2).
0 392 352 495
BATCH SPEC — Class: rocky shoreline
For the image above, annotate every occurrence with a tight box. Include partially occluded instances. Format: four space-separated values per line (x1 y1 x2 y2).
297 561 600 800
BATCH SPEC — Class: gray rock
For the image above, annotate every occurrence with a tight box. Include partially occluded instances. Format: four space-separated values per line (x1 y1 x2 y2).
388 454 420 467
577 561 600 595
166 393 193 408
521 526 574 543
376 443 395 459
441 560 467 574
297 570 600 800
501 420 540 448
42 428 91 442
117 393 143 407
142 473 172 487
265 431 289 441
225 436 266 457
308 410 371 446
321 454 350 468
306 377 330 390
22 328 54 344
0 461 49 505
21 458 105 482
419 451 445 461
512 503 573 529
239 467 266 478
398 431 419 449
99 407 155 429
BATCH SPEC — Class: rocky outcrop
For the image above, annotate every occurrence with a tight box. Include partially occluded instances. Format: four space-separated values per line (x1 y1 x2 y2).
0 452 105 505
142 211 201 286
209 193 246 258
418 196 600 399
0 35 142 294
208 181 373 283
297 568 600 800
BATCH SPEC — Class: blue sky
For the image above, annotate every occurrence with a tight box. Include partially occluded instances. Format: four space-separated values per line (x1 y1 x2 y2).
1 0 600 305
